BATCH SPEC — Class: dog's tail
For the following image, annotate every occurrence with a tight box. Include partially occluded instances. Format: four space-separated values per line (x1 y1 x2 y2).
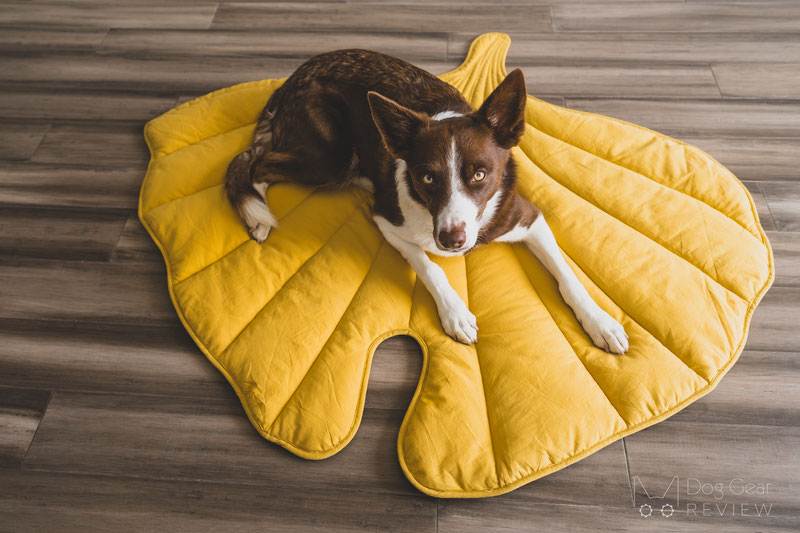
224 111 278 242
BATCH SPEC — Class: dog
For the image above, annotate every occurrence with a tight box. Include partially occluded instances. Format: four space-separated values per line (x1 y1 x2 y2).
225 49 628 354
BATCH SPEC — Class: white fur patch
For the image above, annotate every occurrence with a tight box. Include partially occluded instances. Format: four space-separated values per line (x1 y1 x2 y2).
240 194 277 239
499 216 629 353
253 181 269 198
431 110 464 121
436 137 480 251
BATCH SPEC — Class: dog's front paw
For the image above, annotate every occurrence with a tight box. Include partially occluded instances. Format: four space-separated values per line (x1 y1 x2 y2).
438 295 478 345
579 307 629 354
249 223 273 244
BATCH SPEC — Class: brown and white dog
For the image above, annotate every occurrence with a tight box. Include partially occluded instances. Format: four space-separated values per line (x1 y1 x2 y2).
225 49 628 354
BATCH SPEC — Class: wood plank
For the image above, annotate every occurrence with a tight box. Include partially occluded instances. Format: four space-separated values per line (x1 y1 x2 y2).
760 181 800 231
624 421 799 529
100 29 449 60
0 320 229 399
0 387 50 468
31 123 149 168
0 122 49 161
363 335 423 412
0 89 176 121
0 53 460 93
0 319 422 408
551 2 800 33
439 496 787 532
0 26 106 51
713 63 800 99
670 350 799 427
0 258 175 325
0 206 127 261
211 3 553 32
23 391 422 496
0 3 218 30
741 181 776 232
437 441 637 531
746 286 800 352
450 32 800 64
0 53 310 92
767 231 800 287
520 63 720 98
497 441 631 507
564 98 800 138
0 469 436 533
0 163 143 210
681 137 800 182
111 214 162 263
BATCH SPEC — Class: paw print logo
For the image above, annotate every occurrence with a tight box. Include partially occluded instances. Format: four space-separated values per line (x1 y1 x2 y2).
639 504 653 517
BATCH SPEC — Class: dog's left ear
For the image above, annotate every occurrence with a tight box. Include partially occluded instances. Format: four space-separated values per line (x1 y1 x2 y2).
476 68 527 149
368 91 429 159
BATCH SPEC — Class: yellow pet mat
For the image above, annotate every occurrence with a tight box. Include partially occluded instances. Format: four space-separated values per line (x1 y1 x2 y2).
139 33 773 498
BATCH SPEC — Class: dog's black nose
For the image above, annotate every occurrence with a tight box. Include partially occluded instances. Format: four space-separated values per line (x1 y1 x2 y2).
439 228 466 250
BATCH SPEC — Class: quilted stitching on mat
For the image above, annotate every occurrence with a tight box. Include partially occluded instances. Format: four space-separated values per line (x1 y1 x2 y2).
138 33 774 498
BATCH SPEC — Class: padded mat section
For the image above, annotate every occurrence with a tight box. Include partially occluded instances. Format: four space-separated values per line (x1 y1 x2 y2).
139 33 773 498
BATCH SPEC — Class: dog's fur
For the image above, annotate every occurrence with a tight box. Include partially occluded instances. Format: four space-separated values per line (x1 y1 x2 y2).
225 49 628 353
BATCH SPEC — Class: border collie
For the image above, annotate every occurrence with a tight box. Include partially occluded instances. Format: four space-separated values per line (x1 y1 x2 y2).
225 49 628 353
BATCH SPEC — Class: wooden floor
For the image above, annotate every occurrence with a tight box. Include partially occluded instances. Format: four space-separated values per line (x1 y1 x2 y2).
1 1 798 531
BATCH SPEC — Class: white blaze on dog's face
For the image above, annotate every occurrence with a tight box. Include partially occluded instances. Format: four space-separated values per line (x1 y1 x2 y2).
368 69 528 252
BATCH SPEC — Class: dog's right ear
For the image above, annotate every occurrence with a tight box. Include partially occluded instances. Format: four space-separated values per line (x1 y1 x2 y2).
367 91 428 159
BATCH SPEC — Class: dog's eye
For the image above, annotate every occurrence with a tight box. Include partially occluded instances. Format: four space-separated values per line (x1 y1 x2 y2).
422 174 433 184
473 170 486 182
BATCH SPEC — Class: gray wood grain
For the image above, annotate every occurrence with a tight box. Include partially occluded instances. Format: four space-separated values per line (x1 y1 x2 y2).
0 3 218 29
519 63 720 98
0 206 127 261
0 258 175 325
565 98 800 138
0 164 143 210
552 2 800 33
746 286 800 352
100 29 450 60
0 469 436 533
449 32 800 64
211 3 553 32
760 181 800 231
110 214 162 263
713 63 800 99
0 89 176 121
0 387 50 468
741 181 776 232
669 349 800 426
767 231 800 286
23 391 421 495
0 26 106 51
31 123 149 168
681 138 800 182
0 53 459 92
0 122 49 161
0 320 229 399
624 421 799 530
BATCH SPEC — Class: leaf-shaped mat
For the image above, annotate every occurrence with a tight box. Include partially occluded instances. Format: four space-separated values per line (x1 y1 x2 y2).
139 33 774 498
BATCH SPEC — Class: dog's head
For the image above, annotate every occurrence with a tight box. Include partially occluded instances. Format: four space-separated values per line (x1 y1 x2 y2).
368 69 526 253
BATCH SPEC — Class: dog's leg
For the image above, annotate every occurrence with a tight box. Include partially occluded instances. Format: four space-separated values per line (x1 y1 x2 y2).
375 216 478 344
515 216 628 354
